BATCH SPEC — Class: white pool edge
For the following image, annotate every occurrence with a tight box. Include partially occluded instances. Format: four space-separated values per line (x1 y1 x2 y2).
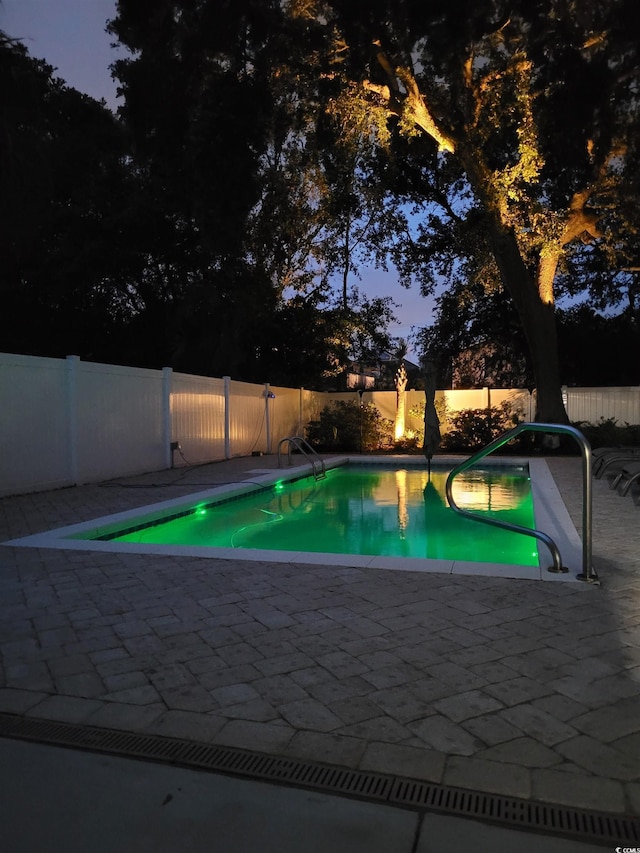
3 455 586 584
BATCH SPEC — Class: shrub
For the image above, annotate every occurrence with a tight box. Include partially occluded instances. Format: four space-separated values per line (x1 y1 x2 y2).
393 430 423 452
573 417 640 449
440 401 526 452
306 401 392 451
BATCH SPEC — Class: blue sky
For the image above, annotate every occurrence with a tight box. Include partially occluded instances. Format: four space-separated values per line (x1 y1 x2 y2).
2 0 122 108
1 0 435 352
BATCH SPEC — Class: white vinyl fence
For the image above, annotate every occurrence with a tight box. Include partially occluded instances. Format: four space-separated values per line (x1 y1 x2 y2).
1 352 638 497
1 354 302 497
564 386 640 426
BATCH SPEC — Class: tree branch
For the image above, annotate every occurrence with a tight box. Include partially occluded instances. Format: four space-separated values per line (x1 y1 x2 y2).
368 46 456 153
561 190 602 245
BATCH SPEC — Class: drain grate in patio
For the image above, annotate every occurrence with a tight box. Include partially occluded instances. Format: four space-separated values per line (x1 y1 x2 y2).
0 711 637 846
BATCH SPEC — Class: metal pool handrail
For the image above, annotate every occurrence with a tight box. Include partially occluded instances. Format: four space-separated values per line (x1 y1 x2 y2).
445 423 597 584
277 436 326 480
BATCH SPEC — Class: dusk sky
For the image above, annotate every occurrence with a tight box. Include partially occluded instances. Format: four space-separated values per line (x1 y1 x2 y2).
1 0 435 353
2 0 121 108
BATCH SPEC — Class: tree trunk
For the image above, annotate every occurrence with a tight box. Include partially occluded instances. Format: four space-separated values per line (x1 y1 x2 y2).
485 215 569 424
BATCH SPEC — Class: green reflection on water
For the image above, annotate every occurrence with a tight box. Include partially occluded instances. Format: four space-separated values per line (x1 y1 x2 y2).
109 465 537 567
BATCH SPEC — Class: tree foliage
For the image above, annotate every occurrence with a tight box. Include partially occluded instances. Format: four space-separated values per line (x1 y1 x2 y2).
0 33 130 360
276 0 640 417
1 10 398 384
104 0 401 381
4 1 639 401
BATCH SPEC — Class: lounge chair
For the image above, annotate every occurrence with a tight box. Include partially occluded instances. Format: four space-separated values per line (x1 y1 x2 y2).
592 446 628 475
593 447 640 479
610 460 640 497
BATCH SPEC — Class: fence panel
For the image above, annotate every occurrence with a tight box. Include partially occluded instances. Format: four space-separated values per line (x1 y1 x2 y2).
443 388 533 423
566 387 640 425
312 390 397 419
75 361 165 483
0 353 71 496
171 372 226 464
300 389 326 436
228 380 268 456
268 385 304 448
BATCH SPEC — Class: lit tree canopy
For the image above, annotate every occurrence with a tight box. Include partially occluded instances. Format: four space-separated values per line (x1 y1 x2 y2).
5 2 639 399
279 0 640 419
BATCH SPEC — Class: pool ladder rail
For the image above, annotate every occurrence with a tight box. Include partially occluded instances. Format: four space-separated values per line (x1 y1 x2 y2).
445 423 598 584
277 436 326 481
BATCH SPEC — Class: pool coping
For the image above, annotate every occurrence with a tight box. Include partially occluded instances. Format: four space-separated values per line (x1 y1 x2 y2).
4 455 584 583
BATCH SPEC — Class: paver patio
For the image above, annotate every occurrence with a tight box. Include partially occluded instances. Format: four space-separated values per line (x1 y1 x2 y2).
1 454 639 818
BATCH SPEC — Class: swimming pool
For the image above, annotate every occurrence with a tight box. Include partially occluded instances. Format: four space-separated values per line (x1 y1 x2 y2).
6 456 583 582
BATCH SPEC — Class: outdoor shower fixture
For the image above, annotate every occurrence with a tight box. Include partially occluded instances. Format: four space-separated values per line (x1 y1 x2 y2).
169 440 181 469
263 384 276 453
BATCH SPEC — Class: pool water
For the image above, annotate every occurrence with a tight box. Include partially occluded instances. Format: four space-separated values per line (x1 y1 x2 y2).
85 465 538 567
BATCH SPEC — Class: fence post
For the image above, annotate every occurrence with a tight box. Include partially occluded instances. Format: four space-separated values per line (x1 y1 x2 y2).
162 367 172 469
264 383 272 454
223 376 231 459
299 387 304 436
66 355 80 485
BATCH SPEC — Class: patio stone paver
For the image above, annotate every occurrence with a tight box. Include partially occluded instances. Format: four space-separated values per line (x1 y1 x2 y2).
431 688 505 722
1 454 640 818
279 697 344 731
24 694 104 723
442 755 531 799
360 741 446 780
145 709 228 742
364 684 440 724
55 672 105 698
556 735 640 780
285 730 367 767
307 674 371 704
101 684 162 705
459 712 523 746
217 698 279 722
530 767 627 813
213 719 297 752
475 736 565 768
0 688 49 714
495 704 579 746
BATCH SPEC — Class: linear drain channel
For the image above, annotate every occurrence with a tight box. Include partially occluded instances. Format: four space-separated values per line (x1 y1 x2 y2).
1 712 637 846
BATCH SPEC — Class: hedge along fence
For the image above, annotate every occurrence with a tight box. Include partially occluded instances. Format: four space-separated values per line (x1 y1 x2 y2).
322 387 640 438
321 388 535 437
2 351 638 496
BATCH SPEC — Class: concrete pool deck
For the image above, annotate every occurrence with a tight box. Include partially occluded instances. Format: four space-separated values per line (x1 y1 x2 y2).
1 454 640 842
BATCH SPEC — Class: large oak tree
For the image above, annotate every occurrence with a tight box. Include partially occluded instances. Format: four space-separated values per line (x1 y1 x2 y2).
282 0 640 420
